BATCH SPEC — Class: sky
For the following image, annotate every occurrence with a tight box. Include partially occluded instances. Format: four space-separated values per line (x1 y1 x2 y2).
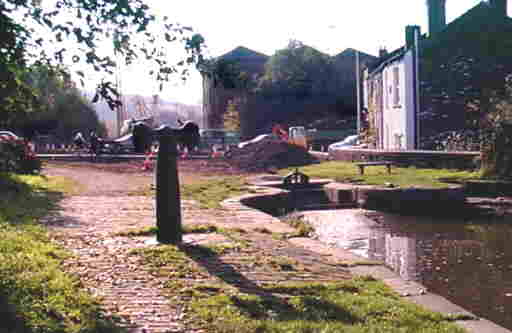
79 0 491 105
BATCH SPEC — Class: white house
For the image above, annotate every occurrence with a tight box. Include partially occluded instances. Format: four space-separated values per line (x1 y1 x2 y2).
364 45 418 150
363 0 511 151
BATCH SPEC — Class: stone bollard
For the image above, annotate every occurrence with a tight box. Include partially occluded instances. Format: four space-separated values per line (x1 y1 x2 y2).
155 129 182 244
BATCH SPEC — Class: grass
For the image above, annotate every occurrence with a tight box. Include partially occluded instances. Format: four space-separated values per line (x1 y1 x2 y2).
0 172 125 333
279 213 315 239
136 175 251 208
114 224 219 237
280 161 480 188
181 176 250 209
131 228 466 333
190 278 466 333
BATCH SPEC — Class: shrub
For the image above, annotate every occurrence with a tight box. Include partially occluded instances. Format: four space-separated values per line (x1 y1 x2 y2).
426 129 483 151
0 136 41 174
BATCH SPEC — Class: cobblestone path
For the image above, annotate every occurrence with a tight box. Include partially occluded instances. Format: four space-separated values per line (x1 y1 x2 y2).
41 165 352 332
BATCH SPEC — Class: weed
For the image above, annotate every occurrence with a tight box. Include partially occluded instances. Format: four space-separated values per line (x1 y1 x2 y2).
115 226 158 237
253 227 272 234
281 214 314 238
264 257 298 271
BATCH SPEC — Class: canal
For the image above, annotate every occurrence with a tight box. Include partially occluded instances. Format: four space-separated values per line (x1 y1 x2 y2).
304 206 512 330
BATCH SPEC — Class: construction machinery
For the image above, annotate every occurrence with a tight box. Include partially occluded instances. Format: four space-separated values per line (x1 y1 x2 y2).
272 124 309 149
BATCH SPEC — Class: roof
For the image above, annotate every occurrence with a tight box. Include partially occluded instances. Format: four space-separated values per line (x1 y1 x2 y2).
335 48 376 60
217 46 269 74
367 1 512 76
218 46 269 61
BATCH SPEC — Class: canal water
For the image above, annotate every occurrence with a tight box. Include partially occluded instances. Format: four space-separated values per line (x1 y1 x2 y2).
303 207 512 330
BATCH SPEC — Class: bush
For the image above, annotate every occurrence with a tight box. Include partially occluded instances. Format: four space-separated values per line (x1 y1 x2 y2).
0 137 41 174
425 129 483 151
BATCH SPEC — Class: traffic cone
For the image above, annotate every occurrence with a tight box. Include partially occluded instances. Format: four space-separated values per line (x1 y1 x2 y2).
142 150 155 171
181 148 189 159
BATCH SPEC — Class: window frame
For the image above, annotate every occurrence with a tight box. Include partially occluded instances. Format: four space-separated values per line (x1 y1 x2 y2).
393 66 401 107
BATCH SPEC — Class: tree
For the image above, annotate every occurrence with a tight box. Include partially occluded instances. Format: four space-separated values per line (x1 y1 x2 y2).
257 40 334 98
3 64 106 140
199 57 252 90
0 0 205 115
479 77 512 179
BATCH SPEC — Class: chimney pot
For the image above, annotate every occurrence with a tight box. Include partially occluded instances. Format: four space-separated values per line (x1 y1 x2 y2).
489 0 508 16
406 26 421 48
427 0 446 36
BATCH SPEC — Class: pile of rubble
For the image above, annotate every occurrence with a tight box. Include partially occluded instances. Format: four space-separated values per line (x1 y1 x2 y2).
226 136 318 172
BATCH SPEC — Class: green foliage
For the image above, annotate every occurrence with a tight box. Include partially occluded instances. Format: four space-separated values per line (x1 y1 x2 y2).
0 136 41 174
258 40 335 98
479 79 512 179
0 0 205 114
200 58 252 90
11 65 106 139
0 172 124 332
280 213 314 238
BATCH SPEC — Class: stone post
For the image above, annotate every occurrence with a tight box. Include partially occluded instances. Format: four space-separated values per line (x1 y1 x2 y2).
155 130 182 244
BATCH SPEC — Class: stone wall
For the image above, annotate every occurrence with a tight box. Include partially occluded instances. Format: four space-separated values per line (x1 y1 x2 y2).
329 148 480 170
418 9 512 149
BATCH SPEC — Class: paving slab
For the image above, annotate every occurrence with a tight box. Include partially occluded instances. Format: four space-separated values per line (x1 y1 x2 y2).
288 237 364 263
382 278 427 297
350 265 398 279
456 318 512 333
408 293 478 318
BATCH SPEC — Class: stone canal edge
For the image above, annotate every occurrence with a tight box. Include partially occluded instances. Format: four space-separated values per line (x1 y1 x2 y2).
225 184 512 333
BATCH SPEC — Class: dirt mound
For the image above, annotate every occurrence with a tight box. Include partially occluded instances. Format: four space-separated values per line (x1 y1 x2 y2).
226 140 318 172
46 158 253 176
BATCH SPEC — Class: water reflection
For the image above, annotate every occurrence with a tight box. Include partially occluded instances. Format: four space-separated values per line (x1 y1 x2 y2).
312 210 512 330
371 214 512 330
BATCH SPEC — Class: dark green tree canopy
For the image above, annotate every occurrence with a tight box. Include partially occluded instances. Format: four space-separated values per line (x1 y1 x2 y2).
17 65 107 140
257 40 335 98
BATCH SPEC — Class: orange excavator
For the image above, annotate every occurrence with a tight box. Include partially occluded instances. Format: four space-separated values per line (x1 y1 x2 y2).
272 124 308 149
272 124 289 141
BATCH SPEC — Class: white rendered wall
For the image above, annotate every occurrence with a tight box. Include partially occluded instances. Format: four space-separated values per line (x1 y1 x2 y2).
381 51 415 150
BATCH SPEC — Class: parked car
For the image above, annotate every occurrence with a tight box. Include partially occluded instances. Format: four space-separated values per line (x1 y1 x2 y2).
0 130 21 141
237 134 282 149
100 133 135 154
328 135 365 152
200 129 240 145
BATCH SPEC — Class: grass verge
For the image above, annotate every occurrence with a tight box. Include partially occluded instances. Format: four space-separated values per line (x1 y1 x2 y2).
280 161 480 188
181 176 250 209
137 175 250 209
131 229 466 333
0 172 125 333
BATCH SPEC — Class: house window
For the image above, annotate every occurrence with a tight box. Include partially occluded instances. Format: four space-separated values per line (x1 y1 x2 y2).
393 67 400 106
384 71 388 108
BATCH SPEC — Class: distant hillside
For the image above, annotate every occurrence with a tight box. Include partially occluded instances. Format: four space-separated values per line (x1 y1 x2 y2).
85 93 202 137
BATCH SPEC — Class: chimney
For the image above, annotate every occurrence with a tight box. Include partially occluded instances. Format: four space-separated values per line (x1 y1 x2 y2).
379 47 388 58
406 26 421 48
489 0 508 17
427 0 446 36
